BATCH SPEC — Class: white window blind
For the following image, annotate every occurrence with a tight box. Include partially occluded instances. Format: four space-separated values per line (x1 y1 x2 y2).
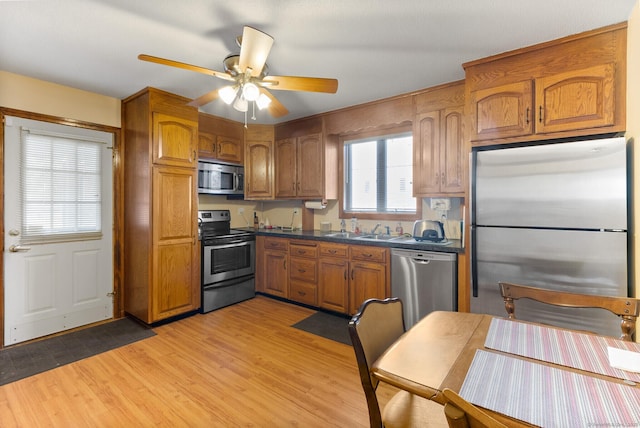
20 128 103 243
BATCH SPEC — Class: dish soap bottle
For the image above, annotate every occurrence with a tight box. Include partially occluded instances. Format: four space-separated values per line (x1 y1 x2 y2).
395 222 403 235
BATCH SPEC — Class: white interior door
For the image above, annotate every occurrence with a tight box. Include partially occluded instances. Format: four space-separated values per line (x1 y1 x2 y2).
3 116 113 346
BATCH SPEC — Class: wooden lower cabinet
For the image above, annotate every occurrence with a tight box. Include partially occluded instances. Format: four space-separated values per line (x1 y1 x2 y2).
257 237 388 315
348 261 387 315
318 257 349 313
348 245 388 315
264 248 288 298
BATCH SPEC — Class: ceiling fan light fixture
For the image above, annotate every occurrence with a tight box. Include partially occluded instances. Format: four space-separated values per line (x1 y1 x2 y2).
256 93 272 110
233 96 248 112
242 82 260 101
219 85 238 104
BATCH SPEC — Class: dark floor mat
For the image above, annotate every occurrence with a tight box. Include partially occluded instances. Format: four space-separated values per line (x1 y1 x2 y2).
0 317 156 386
292 311 351 345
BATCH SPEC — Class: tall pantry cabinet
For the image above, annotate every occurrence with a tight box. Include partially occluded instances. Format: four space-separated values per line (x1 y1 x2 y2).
122 87 200 324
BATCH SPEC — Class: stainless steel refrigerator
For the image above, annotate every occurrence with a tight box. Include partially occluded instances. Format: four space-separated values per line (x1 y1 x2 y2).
471 136 629 337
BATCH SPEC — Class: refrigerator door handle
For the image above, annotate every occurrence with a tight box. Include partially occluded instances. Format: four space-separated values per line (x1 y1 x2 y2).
471 225 478 298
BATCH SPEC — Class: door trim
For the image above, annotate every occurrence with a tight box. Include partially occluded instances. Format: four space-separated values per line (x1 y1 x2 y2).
0 107 123 349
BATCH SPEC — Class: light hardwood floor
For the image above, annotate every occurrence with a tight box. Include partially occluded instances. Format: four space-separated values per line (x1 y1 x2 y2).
0 295 400 427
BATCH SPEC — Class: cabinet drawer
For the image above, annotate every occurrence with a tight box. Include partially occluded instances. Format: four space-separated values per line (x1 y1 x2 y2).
264 237 289 251
319 242 348 258
290 242 318 258
290 280 317 306
350 245 387 263
290 258 317 282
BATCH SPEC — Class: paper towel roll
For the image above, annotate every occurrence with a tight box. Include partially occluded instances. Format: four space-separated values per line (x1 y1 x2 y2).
304 201 327 210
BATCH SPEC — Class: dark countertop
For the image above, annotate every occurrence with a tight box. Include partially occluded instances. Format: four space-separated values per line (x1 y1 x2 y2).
250 228 464 254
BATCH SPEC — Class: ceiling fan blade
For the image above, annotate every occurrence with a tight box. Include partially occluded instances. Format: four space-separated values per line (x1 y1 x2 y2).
187 89 220 107
262 75 338 93
260 88 288 118
238 26 274 77
138 54 235 82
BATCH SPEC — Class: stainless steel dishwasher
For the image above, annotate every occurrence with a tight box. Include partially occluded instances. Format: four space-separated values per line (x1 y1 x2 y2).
391 248 457 329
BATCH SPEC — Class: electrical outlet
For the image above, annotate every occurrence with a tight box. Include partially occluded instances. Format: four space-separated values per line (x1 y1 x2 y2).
238 207 245 214
293 208 299 215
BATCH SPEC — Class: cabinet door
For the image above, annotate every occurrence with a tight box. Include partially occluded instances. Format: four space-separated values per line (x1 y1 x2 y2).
440 106 465 194
245 139 274 199
216 136 243 164
349 261 386 315
152 113 198 167
318 258 349 313
536 63 615 134
198 131 216 159
264 250 288 297
296 133 324 198
470 80 533 141
275 138 297 198
152 165 198 321
413 111 441 196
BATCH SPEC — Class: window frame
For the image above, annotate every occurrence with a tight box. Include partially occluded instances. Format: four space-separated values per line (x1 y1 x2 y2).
338 125 421 221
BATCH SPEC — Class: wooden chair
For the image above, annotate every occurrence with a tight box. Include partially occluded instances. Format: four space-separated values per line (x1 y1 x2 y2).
441 389 507 428
499 281 640 341
348 298 448 428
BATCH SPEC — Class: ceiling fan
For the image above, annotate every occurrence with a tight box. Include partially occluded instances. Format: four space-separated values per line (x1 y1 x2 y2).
139 26 338 120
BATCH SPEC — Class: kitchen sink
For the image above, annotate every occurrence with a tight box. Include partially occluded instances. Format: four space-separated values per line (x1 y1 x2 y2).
324 231 359 238
355 234 397 241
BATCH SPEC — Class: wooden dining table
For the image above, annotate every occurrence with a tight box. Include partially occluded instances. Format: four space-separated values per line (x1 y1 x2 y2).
371 311 640 427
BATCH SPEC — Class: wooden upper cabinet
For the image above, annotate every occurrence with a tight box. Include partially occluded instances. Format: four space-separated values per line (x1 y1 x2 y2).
465 23 626 145
275 138 297 198
198 132 217 159
275 133 325 199
470 80 533 141
153 113 198 167
471 64 615 141
244 125 275 200
198 112 243 164
297 133 324 198
536 63 615 134
413 81 465 197
274 118 337 201
216 135 243 164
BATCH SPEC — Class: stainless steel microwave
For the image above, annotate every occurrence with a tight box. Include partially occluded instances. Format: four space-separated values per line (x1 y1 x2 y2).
197 160 244 195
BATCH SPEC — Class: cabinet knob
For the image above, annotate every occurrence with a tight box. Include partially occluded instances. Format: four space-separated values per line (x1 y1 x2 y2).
526 107 530 125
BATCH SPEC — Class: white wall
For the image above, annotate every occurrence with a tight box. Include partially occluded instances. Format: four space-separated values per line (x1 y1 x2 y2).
0 71 120 127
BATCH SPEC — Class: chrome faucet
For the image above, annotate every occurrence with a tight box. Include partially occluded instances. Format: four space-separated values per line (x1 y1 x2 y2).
371 223 382 235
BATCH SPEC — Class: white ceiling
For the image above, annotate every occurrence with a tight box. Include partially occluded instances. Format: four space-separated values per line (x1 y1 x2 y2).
1 0 636 125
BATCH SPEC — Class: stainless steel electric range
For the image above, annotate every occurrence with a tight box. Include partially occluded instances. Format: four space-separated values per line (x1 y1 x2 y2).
198 210 255 313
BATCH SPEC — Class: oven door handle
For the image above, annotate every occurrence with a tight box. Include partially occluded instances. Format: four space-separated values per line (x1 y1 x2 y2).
207 241 251 250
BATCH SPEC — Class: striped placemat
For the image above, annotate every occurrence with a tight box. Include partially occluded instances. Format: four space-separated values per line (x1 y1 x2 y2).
460 350 640 427
485 317 640 382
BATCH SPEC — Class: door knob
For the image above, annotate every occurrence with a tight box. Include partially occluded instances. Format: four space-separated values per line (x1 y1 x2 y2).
9 244 31 252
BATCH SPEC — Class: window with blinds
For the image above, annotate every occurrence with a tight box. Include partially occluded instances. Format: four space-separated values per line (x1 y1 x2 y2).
20 129 103 243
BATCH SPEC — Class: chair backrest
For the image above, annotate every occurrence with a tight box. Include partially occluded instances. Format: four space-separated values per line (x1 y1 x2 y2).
442 389 507 428
348 297 406 428
499 281 640 341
